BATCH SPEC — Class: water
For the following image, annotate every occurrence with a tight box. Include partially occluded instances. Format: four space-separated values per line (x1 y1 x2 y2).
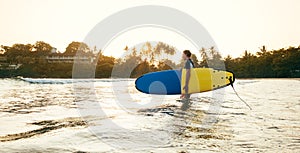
0 78 299 152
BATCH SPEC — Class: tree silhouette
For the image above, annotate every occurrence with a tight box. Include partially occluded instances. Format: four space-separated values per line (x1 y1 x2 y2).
34 41 52 56
65 41 90 56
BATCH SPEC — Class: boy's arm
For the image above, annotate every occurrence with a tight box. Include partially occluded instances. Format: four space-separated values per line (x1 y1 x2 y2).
184 69 191 93
185 69 190 85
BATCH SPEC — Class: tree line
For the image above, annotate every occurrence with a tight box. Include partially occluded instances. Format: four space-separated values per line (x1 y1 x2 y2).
224 46 300 78
0 41 299 78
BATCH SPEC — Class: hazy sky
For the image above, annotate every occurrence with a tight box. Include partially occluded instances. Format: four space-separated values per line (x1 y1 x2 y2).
0 0 299 58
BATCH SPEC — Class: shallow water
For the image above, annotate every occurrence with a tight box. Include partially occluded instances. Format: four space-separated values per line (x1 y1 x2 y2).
0 78 299 152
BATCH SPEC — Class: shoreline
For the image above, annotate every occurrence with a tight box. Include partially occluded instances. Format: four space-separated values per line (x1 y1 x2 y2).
1 76 298 80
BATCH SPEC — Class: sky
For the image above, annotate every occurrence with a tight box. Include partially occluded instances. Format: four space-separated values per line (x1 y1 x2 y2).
0 0 300 58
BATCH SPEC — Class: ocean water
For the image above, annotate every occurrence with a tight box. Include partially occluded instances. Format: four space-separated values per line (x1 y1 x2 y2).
0 78 299 153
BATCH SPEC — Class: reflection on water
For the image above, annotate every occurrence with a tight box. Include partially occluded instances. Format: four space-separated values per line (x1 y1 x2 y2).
0 117 86 142
0 78 299 152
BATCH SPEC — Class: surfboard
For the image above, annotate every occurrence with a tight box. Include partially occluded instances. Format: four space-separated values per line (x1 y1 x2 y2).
181 68 234 94
135 68 235 95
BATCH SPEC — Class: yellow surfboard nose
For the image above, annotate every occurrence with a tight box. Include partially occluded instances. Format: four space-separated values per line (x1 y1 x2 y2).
181 68 234 94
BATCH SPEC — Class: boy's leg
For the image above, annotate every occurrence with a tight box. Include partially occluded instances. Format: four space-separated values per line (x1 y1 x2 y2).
181 95 191 110
184 94 190 99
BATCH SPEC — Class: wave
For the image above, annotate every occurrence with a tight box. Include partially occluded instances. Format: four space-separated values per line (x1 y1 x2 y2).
236 79 260 85
16 77 134 84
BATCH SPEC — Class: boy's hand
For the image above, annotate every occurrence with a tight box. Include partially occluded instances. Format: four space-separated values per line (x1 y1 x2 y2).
183 85 188 91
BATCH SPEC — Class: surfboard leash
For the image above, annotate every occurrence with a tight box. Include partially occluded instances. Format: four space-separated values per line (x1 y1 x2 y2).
229 76 252 110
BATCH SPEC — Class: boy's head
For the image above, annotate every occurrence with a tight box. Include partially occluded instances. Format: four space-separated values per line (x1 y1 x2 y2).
182 50 191 60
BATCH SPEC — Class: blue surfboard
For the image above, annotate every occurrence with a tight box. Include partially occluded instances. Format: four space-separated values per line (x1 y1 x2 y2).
135 69 181 95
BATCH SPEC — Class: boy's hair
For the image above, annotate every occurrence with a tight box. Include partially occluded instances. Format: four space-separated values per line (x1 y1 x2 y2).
183 50 192 57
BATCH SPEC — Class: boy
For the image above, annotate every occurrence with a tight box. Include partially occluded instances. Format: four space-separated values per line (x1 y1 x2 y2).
180 50 194 100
